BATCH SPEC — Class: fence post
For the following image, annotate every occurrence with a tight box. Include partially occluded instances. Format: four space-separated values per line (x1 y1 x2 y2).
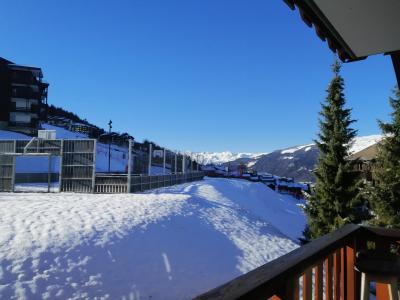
11 140 16 192
127 139 133 193
148 143 152 176
59 139 64 192
163 148 166 175
174 153 177 174
92 139 97 193
47 154 51 193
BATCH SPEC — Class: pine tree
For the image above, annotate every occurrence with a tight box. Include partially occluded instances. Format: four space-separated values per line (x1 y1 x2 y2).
305 60 360 239
369 87 400 227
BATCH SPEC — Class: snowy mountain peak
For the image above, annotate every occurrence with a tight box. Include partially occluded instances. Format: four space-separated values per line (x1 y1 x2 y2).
193 151 265 165
281 144 315 155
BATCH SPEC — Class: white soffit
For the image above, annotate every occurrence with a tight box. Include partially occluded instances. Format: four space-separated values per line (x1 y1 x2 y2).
314 0 400 57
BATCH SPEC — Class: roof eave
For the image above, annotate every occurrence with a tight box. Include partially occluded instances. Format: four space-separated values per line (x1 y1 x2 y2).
283 0 366 63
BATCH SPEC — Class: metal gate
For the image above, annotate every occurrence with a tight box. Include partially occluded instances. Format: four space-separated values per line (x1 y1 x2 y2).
0 141 16 192
60 139 96 193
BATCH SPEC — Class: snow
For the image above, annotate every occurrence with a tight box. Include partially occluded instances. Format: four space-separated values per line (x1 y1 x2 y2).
304 146 312 152
281 144 314 154
0 178 305 299
41 124 87 139
14 183 60 193
0 130 30 140
349 135 383 154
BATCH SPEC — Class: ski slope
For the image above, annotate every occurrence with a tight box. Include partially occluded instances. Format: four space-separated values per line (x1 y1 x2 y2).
0 178 305 299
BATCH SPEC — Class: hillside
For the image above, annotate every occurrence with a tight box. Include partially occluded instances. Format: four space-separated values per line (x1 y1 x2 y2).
0 178 305 299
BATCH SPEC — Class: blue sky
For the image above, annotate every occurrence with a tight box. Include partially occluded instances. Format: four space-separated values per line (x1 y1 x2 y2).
0 0 396 152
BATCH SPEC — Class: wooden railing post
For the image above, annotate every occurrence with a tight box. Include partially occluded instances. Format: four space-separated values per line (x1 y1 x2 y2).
284 277 299 300
303 269 313 300
376 283 391 300
341 247 347 299
334 249 341 299
346 244 356 299
314 262 323 299
325 255 333 300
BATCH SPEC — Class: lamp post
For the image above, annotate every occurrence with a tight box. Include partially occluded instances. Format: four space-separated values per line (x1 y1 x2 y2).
108 120 112 173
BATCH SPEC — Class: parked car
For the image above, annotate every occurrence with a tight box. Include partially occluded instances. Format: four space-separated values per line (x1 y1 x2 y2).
249 173 259 182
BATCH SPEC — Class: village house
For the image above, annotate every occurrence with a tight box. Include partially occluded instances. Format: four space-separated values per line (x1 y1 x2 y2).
349 143 379 184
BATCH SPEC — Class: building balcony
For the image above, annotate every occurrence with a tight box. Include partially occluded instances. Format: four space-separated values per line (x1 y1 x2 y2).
195 224 400 300
11 78 41 86
8 120 39 129
11 90 46 100
9 104 40 114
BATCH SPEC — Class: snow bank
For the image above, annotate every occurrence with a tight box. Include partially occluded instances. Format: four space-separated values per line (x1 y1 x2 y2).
41 124 87 139
0 178 305 299
0 130 30 140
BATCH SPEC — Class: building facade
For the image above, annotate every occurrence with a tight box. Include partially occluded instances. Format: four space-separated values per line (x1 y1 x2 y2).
0 57 48 134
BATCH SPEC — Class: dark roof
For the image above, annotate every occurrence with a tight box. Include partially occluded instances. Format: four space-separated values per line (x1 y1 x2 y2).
0 57 43 76
8 64 42 71
0 57 14 65
283 0 359 62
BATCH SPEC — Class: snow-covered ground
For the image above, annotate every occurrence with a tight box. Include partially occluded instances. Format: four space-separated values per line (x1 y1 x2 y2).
0 178 305 299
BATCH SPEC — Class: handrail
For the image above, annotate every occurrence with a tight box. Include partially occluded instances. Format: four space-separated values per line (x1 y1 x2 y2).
194 224 400 300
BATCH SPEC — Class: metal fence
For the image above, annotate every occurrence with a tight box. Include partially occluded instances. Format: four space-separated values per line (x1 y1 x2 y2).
129 171 205 193
60 139 96 193
93 171 205 194
0 141 15 192
95 173 128 193
0 138 204 194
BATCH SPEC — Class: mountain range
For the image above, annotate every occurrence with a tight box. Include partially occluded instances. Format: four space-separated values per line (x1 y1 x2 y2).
196 135 383 182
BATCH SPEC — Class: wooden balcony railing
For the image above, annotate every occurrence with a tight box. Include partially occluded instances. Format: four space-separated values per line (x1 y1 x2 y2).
195 224 400 300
